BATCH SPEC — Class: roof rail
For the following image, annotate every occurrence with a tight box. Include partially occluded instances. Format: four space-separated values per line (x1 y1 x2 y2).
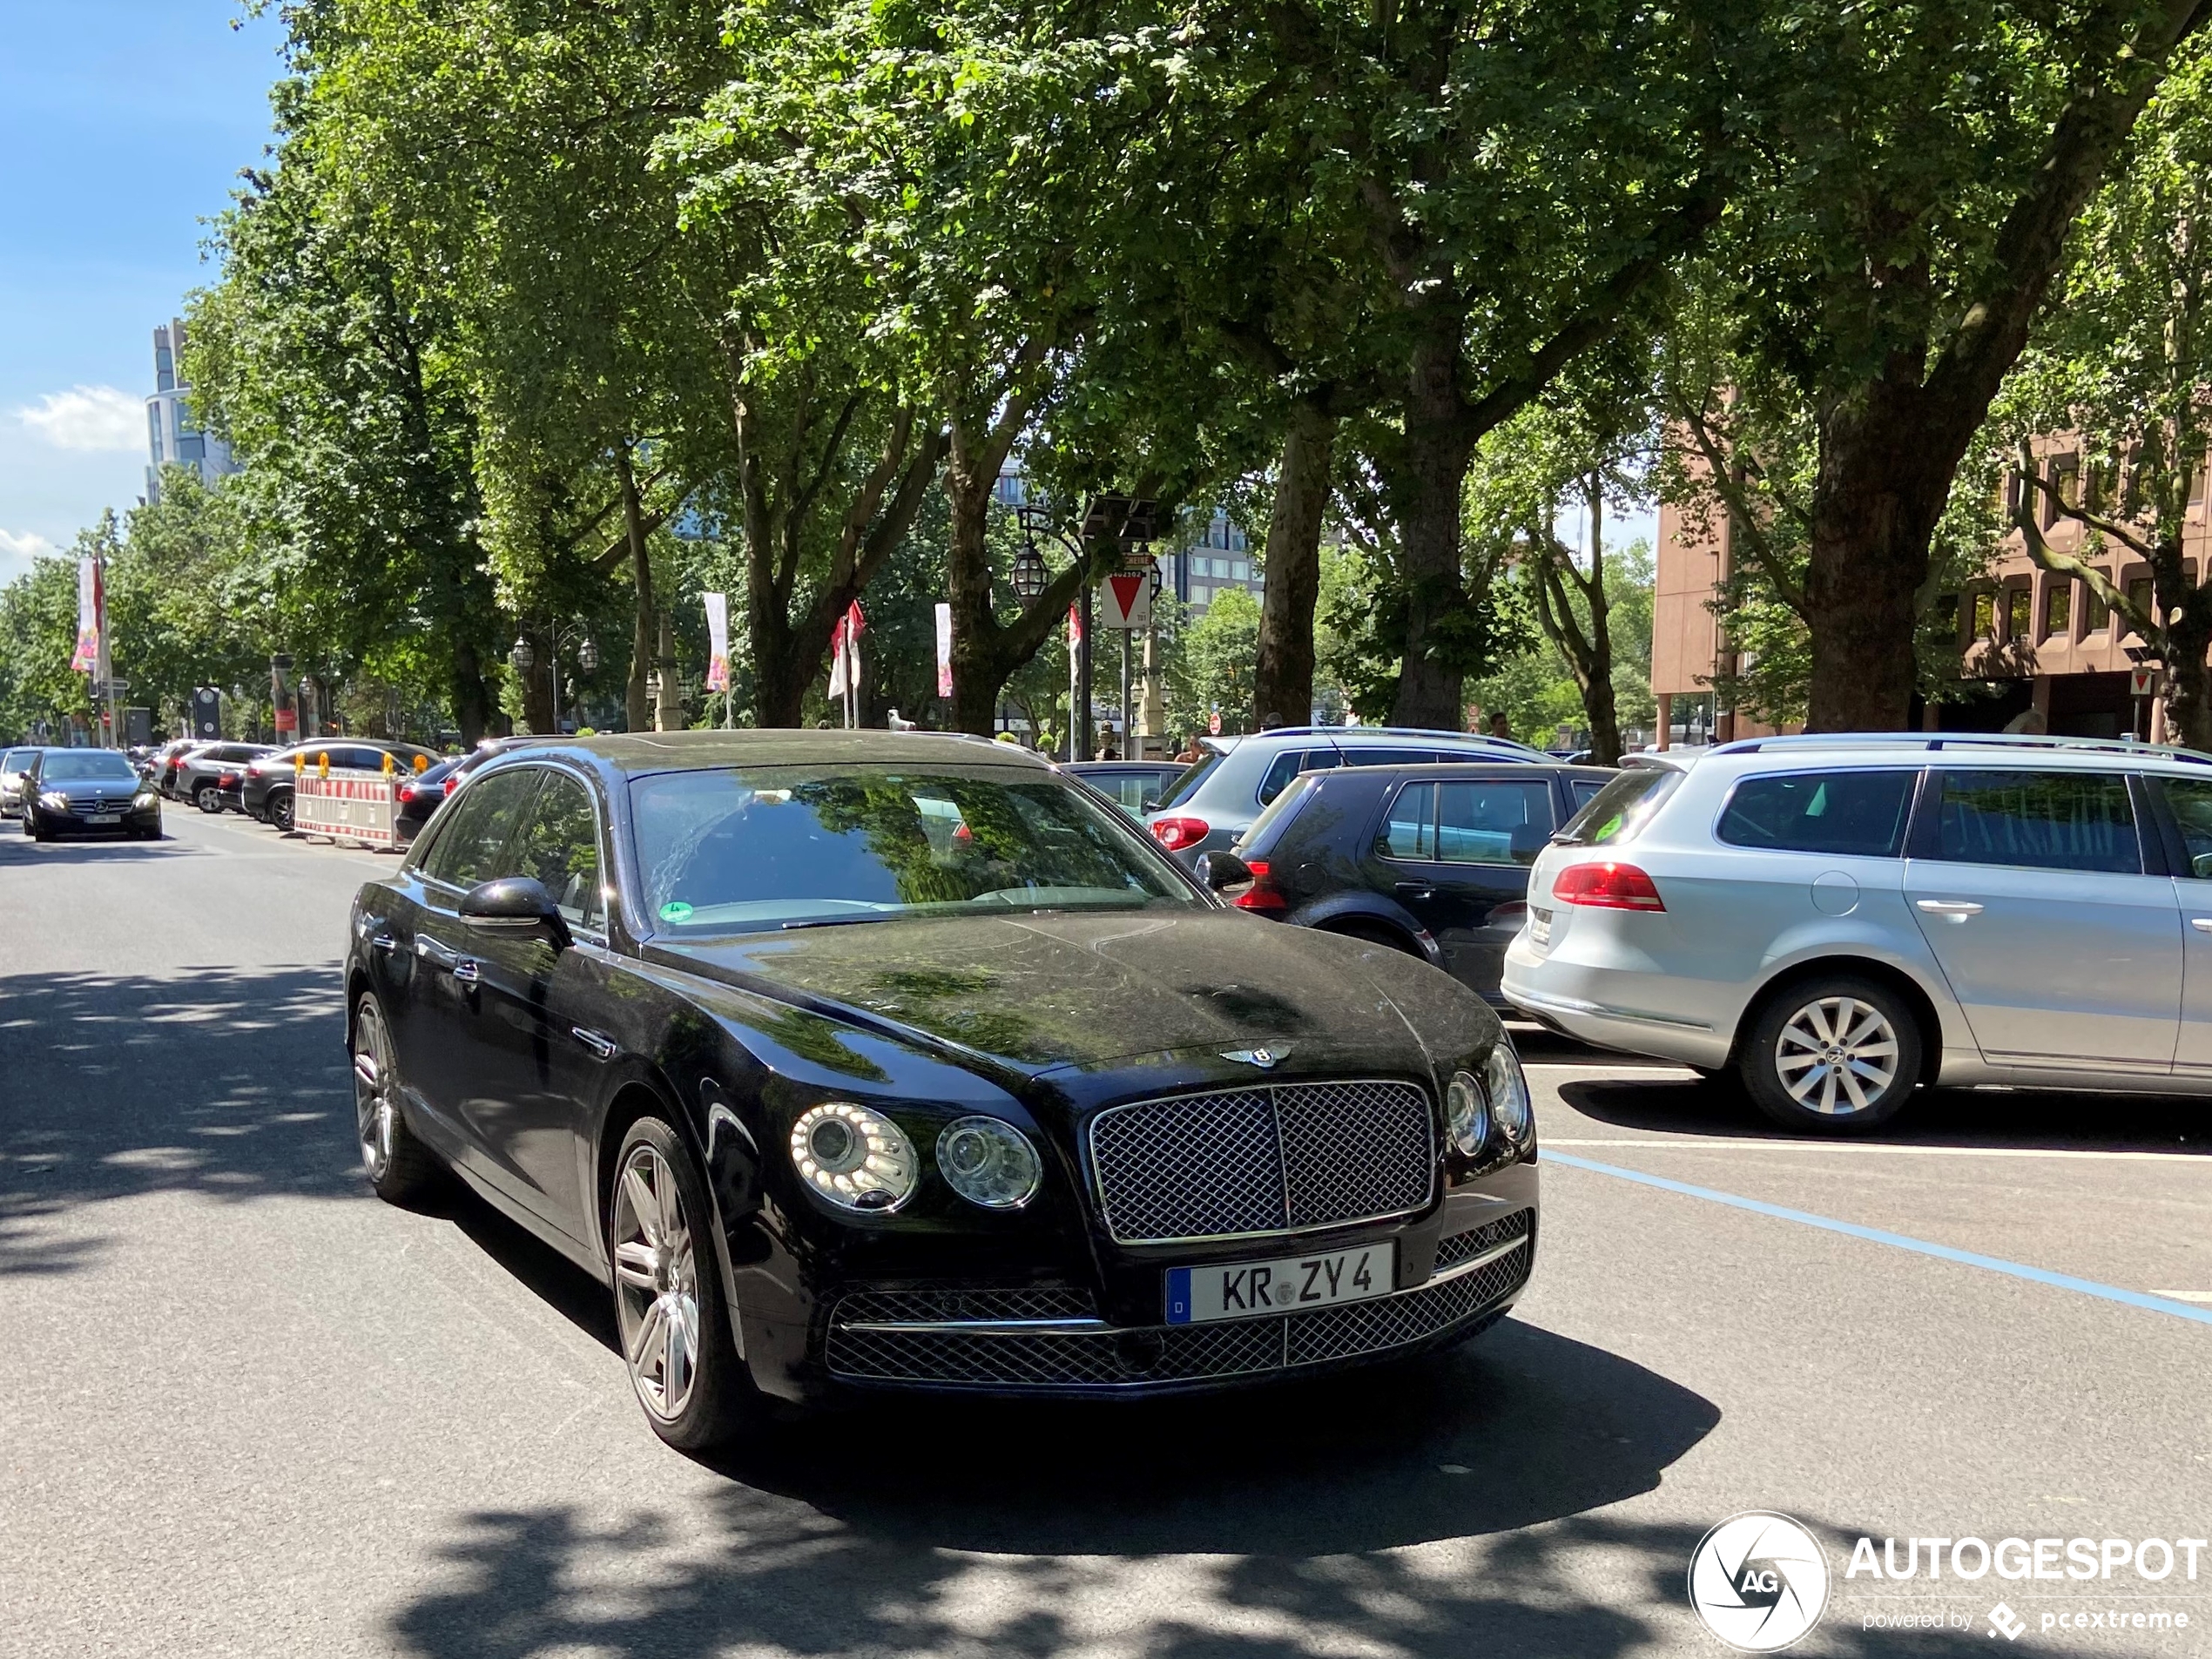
1261 725 1548 756
1710 732 2212 766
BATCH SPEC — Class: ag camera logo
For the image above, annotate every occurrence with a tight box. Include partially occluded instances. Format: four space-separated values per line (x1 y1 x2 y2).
1688 1512 1831 1651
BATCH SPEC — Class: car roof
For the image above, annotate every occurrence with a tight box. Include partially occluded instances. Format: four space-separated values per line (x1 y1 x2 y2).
1699 732 2212 772
1243 725 1548 758
551 728 1054 775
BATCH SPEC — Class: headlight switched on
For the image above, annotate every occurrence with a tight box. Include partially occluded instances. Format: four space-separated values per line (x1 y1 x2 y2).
789 1103 919 1213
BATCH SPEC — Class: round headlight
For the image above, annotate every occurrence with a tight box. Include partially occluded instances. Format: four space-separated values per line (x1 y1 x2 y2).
935 1116 1042 1209
789 1103 919 1213
1483 1042 1534 1143
1445 1070 1490 1157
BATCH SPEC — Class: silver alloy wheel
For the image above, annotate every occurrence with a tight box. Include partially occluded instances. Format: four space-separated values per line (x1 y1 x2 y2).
197 785 221 813
353 1001 396 1180
611 1144 700 1421
1774 995 1900 1115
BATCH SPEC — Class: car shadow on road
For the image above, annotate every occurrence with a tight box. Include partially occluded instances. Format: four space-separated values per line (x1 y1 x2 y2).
1554 1068 2212 1154
0 963 361 1275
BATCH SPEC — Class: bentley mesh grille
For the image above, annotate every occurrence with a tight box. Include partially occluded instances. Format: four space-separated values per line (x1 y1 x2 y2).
1433 1209 1531 1272
1087 1080 1434 1244
833 1285 1101 1325
823 1232 1528 1388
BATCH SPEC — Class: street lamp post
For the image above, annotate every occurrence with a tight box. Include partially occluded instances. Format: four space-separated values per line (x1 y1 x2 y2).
1016 496 1159 760
510 621 600 734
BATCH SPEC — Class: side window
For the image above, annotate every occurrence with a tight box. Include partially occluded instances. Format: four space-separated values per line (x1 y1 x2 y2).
1340 746 1416 768
420 768 540 891
1933 770 2141 874
1378 783 1435 860
1433 779 1554 865
1568 779 1608 812
1257 748 1333 806
2157 778 2212 879
1717 770 1918 858
512 772 605 927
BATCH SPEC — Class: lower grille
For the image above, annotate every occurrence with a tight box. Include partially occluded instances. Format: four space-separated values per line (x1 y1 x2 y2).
824 1222 1531 1388
1435 1209 1531 1271
834 1286 1100 1325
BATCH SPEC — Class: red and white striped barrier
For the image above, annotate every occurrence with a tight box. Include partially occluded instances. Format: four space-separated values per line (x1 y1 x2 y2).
294 763 402 849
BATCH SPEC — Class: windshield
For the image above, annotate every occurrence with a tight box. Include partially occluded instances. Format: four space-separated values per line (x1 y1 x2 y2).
41 751 138 783
1556 766 1679 846
1157 748 1224 810
631 765 1203 934
2 749 32 772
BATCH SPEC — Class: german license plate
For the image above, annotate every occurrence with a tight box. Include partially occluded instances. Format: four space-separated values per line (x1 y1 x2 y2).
86 813 120 825
1529 906 1553 947
1164 1241 1396 1325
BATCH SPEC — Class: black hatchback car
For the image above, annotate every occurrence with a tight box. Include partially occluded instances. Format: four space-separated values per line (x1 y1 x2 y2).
343 732 1539 1452
1216 762 1617 1004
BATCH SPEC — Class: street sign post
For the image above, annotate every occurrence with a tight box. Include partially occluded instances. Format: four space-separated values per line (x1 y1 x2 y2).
1097 570 1153 631
2130 665 2158 699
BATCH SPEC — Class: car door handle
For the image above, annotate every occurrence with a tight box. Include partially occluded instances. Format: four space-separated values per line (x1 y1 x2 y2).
452 958 482 984
571 1026 617 1061
1915 900 1984 919
2192 917 2212 934
369 933 399 954
1395 882 1434 900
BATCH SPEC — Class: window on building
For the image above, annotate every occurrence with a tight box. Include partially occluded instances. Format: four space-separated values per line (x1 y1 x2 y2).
2002 471 2023 514
177 433 206 463
2127 575 2155 637
2083 573 2112 633
2006 587 2031 642
2086 461 2110 514
1972 590 1996 640
154 342 174 394
2192 465 2207 508
146 404 164 465
2052 455 2080 509
2043 581 2070 640
1936 593 1960 638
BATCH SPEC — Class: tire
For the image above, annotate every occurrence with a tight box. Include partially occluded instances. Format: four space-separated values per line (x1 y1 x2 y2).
267 791 294 833
1320 919 1422 956
195 785 223 813
608 1116 754 1453
1739 974 1922 1133
351 993 442 1204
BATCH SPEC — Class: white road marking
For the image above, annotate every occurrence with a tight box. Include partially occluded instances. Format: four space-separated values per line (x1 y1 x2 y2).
2151 1291 2212 1303
1545 1136 2212 1164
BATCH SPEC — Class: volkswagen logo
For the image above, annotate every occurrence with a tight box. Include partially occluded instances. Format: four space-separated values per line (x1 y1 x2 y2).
1687 1512 1830 1651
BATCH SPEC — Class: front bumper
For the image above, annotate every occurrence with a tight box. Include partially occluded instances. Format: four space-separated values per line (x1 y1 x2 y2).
818 1207 1532 1395
33 804 158 837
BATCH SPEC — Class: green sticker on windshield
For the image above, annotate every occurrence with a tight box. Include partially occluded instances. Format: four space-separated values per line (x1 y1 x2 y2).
659 901 694 923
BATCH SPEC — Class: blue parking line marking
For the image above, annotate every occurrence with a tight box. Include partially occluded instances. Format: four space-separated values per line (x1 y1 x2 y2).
1545 1150 2212 1329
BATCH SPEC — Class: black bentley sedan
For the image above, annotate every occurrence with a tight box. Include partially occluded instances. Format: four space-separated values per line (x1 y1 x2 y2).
343 732 1538 1451
20 747 162 840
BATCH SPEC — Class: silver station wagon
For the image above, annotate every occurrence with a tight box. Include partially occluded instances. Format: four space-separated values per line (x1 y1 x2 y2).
1503 733 2212 1130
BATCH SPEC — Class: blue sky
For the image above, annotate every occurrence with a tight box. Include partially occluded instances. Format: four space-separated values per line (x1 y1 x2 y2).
0 2 286 578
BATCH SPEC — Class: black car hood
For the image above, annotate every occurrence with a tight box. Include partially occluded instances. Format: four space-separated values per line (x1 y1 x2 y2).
41 778 140 800
651 910 1460 1076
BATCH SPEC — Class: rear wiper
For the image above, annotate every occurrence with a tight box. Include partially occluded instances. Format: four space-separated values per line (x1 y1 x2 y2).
779 914 899 931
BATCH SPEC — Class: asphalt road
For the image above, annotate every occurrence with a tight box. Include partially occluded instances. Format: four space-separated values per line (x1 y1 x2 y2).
3 806 2210 1657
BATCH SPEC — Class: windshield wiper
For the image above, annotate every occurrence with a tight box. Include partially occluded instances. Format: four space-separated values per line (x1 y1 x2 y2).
779 914 900 931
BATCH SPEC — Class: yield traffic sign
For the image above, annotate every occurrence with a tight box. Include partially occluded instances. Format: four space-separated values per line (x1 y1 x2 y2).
1097 570 1153 630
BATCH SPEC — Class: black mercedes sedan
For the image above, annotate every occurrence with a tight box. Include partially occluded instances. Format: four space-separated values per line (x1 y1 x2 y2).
343 732 1538 1452
21 747 161 841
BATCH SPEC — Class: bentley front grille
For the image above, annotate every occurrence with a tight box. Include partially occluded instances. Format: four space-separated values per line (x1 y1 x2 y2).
1086 1079 1435 1244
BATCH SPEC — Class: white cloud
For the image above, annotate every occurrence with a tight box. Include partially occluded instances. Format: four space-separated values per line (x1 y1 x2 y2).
16 385 145 453
0 529 57 562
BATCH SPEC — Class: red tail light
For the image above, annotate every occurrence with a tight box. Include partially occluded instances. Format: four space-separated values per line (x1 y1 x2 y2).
442 776 458 796
1151 815 1210 852
1231 858 1288 913
218 772 239 787
398 784 417 802
1552 861 1665 911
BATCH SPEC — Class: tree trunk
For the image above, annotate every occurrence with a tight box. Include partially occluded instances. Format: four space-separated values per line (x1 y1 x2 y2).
1255 397 1335 729
945 420 1003 735
620 449 655 733
520 644 556 735
1803 369 1960 731
655 610 678 731
1389 327 1478 730
1579 486 1622 765
450 640 489 747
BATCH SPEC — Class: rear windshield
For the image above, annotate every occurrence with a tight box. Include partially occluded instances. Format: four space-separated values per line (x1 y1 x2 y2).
41 751 138 783
1556 767 1679 846
1157 749 1225 810
1236 773 1318 854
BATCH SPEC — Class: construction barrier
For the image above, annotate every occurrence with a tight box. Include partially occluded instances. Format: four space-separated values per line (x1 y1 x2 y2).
294 760 402 850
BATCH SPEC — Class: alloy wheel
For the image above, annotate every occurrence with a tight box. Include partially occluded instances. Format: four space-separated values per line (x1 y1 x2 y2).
1774 995 1899 1115
352 1001 396 1180
610 1145 700 1420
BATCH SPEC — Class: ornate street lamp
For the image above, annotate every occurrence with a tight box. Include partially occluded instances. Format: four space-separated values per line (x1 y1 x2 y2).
577 635 600 674
509 633 536 673
1011 541 1049 601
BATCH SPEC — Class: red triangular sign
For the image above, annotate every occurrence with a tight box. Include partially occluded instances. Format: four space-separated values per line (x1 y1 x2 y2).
1108 572 1146 624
